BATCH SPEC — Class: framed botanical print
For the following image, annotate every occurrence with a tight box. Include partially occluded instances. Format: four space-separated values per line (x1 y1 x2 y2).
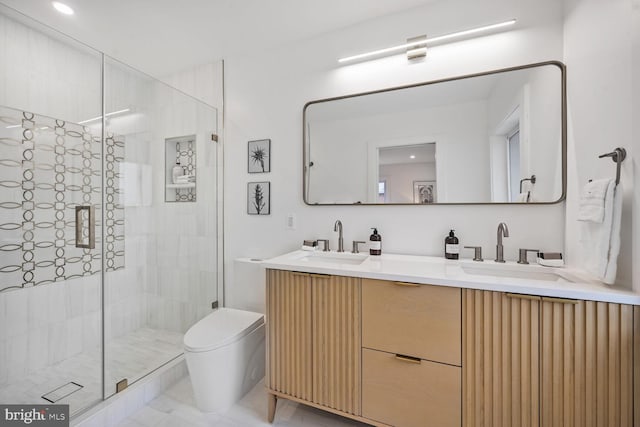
248 139 271 173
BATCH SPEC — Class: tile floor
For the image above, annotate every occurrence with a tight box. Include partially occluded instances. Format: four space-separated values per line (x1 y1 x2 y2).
0 328 183 415
116 377 370 427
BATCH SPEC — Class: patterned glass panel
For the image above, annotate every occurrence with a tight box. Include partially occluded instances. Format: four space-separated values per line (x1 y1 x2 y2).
0 106 124 292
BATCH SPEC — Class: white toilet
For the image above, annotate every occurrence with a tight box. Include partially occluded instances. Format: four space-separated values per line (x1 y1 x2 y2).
183 258 266 413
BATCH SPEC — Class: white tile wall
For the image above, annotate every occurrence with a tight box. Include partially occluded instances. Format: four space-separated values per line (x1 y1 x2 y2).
0 9 221 418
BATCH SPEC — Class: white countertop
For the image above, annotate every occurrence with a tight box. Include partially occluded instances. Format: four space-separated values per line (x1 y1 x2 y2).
262 250 640 305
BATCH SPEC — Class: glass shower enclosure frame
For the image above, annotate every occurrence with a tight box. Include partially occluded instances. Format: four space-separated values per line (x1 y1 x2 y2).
0 5 221 417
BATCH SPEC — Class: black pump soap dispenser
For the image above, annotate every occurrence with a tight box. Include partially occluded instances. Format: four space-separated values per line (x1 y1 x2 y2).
445 229 460 260
369 228 381 256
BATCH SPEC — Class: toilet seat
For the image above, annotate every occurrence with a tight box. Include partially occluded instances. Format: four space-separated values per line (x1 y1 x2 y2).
184 308 264 353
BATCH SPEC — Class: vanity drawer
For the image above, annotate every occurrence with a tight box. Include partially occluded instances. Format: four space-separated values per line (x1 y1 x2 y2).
362 348 461 427
362 278 461 365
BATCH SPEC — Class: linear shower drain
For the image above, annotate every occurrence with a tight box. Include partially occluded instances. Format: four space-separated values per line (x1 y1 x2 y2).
41 382 84 403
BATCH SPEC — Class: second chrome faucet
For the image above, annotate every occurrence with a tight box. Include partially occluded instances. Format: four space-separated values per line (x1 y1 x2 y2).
334 220 344 252
495 222 509 263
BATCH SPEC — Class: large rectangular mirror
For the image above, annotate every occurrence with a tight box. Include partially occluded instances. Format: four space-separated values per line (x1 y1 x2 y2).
303 61 566 205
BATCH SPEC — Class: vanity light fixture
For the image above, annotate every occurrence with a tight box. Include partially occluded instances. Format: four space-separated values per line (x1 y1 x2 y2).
338 19 517 63
52 1 74 15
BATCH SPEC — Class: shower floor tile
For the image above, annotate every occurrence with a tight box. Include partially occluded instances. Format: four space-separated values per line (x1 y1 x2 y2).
0 328 184 415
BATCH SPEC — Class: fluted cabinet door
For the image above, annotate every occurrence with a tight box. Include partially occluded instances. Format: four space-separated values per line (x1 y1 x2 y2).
266 269 313 401
462 290 540 427
540 298 634 427
312 275 361 416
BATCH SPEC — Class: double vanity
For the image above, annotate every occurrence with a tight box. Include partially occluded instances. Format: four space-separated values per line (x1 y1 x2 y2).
263 250 640 427
272 59 636 426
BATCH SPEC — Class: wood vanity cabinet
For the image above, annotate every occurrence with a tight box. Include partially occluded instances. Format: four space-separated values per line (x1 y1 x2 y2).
265 270 363 421
539 297 634 426
266 270 639 427
462 289 637 427
361 279 462 427
266 272 462 427
462 290 541 427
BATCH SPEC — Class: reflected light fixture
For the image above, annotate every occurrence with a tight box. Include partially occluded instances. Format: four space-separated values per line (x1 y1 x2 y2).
78 108 131 124
4 109 131 129
410 155 416 159
52 2 74 15
338 19 517 63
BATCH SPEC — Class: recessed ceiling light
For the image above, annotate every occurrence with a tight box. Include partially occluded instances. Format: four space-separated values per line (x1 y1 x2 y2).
410 155 416 159
52 2 74 15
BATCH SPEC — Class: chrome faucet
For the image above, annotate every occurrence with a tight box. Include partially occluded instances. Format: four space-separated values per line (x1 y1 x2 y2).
334 220 344 252
495 222 510 263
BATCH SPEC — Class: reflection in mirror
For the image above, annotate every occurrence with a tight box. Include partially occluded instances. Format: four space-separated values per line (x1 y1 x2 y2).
303 62 565 205
376 143 436 203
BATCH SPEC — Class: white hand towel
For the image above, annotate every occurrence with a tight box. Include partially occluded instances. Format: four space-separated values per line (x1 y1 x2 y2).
603 183 623 284
578 179 620 284
577 178 612 223
517 192 530 202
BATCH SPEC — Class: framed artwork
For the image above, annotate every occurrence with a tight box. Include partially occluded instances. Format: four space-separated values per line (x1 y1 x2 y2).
247 182 270 215
248 139 271 173
413 180 436 204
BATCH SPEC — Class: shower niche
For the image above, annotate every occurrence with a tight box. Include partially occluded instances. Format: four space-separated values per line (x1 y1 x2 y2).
165 135 197 202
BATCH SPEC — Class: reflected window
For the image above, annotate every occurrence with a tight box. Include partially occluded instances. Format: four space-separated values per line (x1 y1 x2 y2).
378 181 387 202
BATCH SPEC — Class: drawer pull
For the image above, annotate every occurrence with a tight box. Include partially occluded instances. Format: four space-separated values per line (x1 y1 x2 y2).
310 273 331 279
394 354 422 364
542 296 579 304
393 281 420 287
506 293 541 301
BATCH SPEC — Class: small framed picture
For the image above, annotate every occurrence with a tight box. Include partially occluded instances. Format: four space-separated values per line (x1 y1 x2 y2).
413 180 437 204
247 182 270 215
248 139 271 173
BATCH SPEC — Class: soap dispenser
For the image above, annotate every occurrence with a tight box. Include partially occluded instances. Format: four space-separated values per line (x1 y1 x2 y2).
444 230 460 260
172 160 183 184
369 228 381 256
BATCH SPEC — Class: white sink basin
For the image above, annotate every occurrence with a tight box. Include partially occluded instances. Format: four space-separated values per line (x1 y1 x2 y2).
461 264 574 283
294 251 368 266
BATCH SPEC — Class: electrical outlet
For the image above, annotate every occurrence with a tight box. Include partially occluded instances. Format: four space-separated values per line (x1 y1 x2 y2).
286 213 296 230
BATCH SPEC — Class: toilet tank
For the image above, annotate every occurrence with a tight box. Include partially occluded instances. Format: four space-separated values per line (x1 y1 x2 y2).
229 258 265 314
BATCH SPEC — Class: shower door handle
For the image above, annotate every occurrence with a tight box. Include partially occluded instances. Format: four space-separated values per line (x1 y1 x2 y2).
75 205 95 249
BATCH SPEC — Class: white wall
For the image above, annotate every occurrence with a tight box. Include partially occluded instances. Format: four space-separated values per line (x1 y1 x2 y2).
0 13 102 123
563 0 635 290
380 162 435 203
161 62 225 306
223 0 566 294
309 100 490 203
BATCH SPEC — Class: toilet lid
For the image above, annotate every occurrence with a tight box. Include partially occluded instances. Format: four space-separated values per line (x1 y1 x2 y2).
183 308 264 353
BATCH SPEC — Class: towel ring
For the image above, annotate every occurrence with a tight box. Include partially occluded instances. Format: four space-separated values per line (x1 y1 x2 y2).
598 147 626 185
519 175 536 193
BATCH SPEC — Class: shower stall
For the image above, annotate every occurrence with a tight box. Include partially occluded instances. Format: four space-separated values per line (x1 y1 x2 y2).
0 6 221 415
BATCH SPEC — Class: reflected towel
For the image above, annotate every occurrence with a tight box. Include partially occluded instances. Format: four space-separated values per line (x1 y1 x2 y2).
577 178 611 223
517 192 531 202
578 179 621 284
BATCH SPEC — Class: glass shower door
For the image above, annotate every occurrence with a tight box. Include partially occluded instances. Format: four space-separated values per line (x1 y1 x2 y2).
0 106 104 413
102 56 219 397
